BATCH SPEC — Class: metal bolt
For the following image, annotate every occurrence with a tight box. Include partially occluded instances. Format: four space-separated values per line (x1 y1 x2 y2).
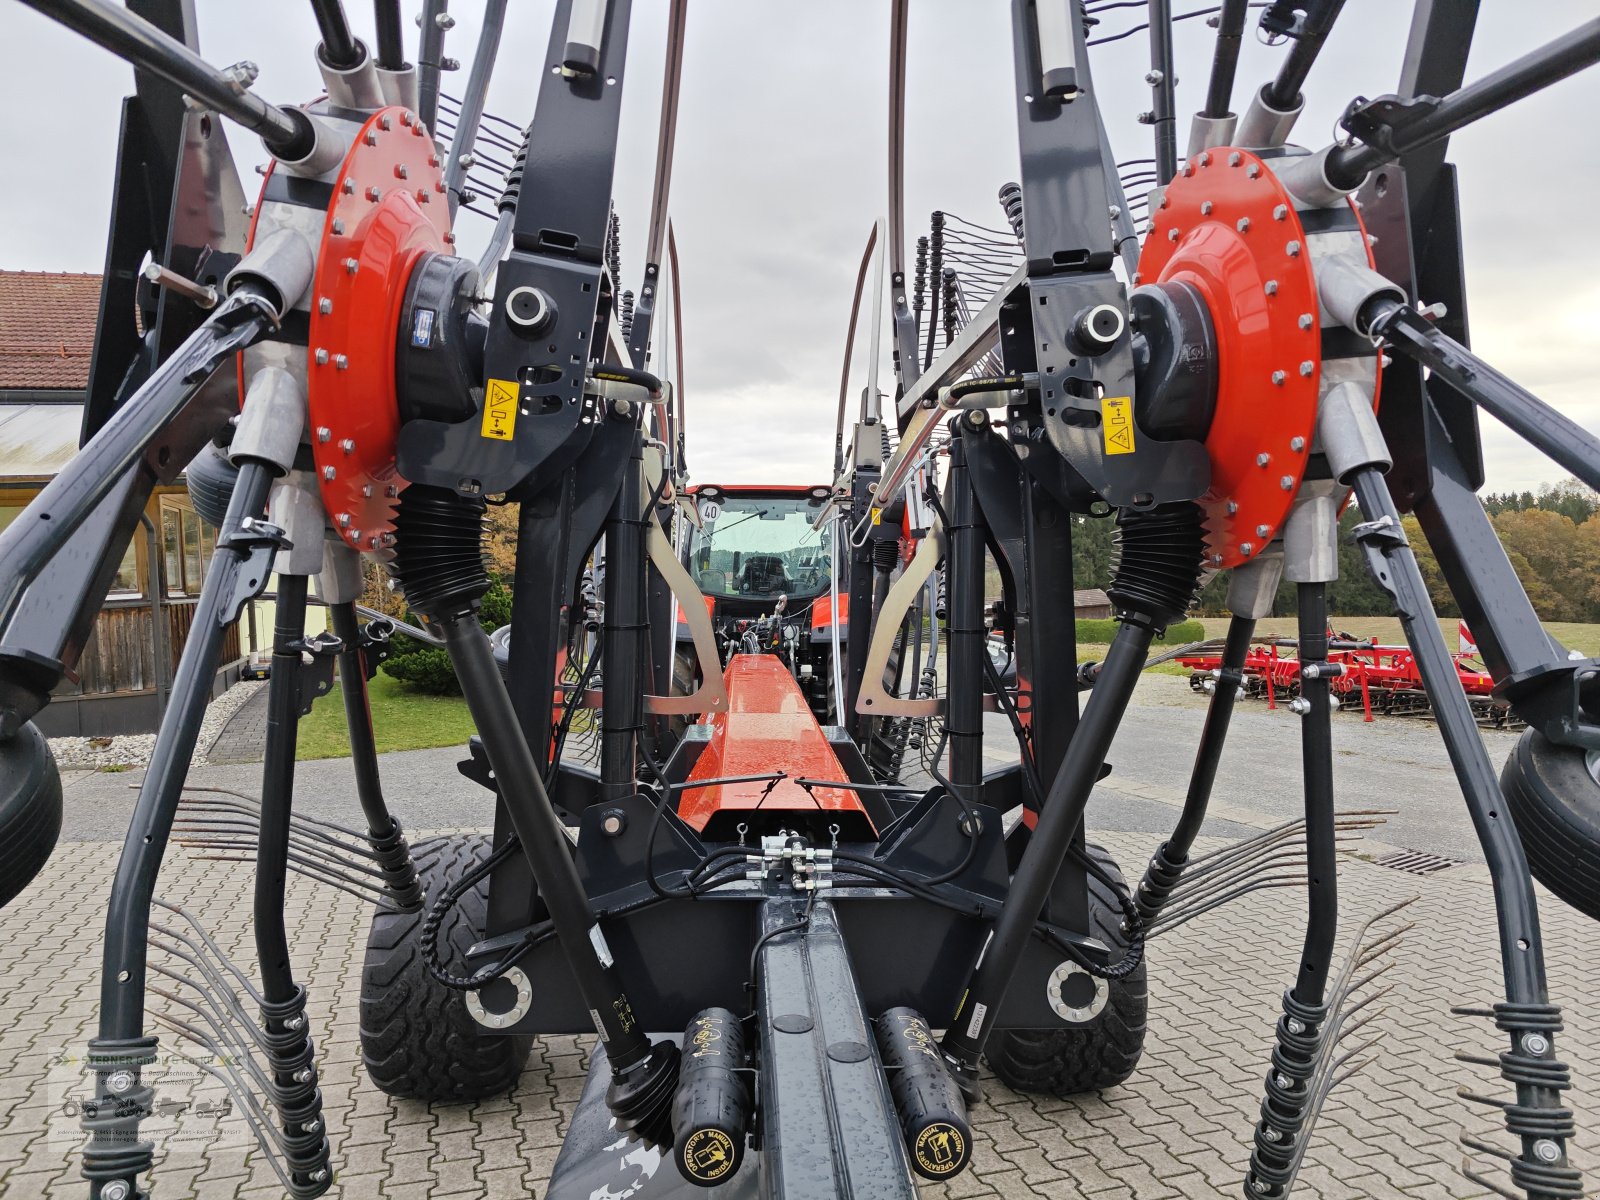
318 298 333 315
1286 239 1302 257
1256 453 1271 466
1167 228 1179 242
311 1169 330 1184
1286 1018 1305 1034
361 484 373 497
366 185 382 201
342 178 355 194
103 1184 131 1200
332 219 345 236
1237 217 1252 233
316 427 331 443
1290 436 1306 452
364 130 378 147
107 1070 134 1094
394 164 409 180
1226 500 1239 515
1299 360 1315 376
1247 163 1262 178
340 438 355 454
1280 475 1295 490
1262 1127 1281 1142
1264 280 1278 295
304 1117 322 1133
345 258 359 274
293 1068 314 1083
337 513 351 528
386 484 400 498
323 466 337 481
1274 204 1288 221
1228 152 1242 166
602 812 625 836
334 354 349 371
1239 542 1254 556
1200 200 1213 215
379 115 393 131
1523 1033 1551 1056
436 11 457 28
1298 313 1313 330
1136 110 1155 125
1534 1140 1562 1164
1198 152 1211 167
1271 370 1286 386
1256 524 1270 537
1144 69 1164 84
1251 1181 1270 1195
1109 204 1121 219
314 348 329 366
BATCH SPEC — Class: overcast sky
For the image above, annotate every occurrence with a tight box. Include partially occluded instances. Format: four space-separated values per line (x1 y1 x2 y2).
4 1 1596 493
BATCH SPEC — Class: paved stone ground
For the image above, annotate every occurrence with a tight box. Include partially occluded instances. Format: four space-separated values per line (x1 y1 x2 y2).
204 687 271 766
3 822 1597 1199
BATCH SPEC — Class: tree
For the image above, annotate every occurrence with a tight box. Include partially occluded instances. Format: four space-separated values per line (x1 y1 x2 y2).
1492 508 1600 622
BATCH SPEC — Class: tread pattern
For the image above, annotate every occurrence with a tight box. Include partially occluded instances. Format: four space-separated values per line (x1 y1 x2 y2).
984 842 1149 1096
0 723 63 911
1502 729 1600 921
359 835 532 1100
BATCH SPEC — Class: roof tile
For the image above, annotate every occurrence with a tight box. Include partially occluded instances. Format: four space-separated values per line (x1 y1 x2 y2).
0 271 103 390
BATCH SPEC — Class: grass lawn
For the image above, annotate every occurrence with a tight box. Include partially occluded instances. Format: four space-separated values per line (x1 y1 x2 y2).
1193 616 1600 657
296 671 477 761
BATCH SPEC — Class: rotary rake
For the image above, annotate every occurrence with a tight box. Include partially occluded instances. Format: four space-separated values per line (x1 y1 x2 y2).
0 2 1598 1198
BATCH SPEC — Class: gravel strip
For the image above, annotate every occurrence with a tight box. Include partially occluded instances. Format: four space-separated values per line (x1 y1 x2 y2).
46 679 267 770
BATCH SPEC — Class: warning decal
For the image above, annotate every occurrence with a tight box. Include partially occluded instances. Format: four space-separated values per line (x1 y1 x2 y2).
481 378 519 441
1101 395 1136 456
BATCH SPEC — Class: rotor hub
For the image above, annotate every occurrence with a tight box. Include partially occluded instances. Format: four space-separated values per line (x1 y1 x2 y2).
306 106 454 552
1136 148 1352 569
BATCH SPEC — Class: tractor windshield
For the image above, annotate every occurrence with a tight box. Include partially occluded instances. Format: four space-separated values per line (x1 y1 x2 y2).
686 494 832 600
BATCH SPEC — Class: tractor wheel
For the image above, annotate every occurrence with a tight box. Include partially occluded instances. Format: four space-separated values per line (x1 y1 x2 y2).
1501 729 1600 921
0 722 63 910
359 834 532 1100
983 842 1148 1096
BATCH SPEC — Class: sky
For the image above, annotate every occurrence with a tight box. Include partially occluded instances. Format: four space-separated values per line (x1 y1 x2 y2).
3 1 1596 494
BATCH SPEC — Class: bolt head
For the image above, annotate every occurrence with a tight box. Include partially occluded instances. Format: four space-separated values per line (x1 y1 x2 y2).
1200 200 1213 215
1299 360 1315 376
314 348 329 366
318 298 333 315
334 354 349 371
364 130 378 147
1290 436 1306 452
311 1168 330 1183
1274 204 1288 220
103 1183 131 1200
1228 152 1242 167
1534 1140 1562 1164
323 466 337 481
293 1068 314 1083
1524 1033 1551 1056
1298 313 1313 330
337 513 351 527
342 178 355 195
1256 452 1271 466
1280 475 1295 490
1226 500 1239 515
1271 370 1286 386
1198 152 1211 167
316 427 330 442
1239 542 1254 555
394 164 409 179
107 1070 134 1094
1256 524 1270 537
339 438 355 454
344 257 359 274
1144 69 1164 85
331 219 345 236
1247 163 1262 178
1286 1018 1305 1034
1264 280 1279 295
304 1117 322 1133
1236 217 1251 232
366 185 382 201
1286 240 1302 257
1167 228 1179 242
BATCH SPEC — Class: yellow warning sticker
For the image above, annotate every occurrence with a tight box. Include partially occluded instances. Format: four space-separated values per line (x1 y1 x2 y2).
1101 395 1136 455
480 378 519 441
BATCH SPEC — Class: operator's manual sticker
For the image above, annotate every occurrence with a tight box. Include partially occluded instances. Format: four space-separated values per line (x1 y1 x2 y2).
481 378 519 441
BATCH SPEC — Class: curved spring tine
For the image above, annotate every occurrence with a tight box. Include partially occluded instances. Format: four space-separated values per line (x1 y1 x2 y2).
176 803 381 857
1460 1157 1531 1200
1144 878 1309 938
146 987 278 1098
148 916 266 1007
181 786 378 842
158 1044 302 1197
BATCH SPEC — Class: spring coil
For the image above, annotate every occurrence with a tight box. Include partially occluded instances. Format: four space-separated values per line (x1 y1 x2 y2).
924 212 945 368
941 268 960 347
913 235 928 325
496 127 531 214
1108 502 1206 630
619 289 636 342
998 181 1025 244
389 486 489 619
606 209 622 285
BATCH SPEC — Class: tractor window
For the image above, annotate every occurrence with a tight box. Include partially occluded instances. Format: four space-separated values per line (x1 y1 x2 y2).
686 496 831 600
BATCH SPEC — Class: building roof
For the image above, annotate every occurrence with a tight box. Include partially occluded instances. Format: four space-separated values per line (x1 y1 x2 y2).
1074 588 1111 607
0 271 103 391
0 402 87 481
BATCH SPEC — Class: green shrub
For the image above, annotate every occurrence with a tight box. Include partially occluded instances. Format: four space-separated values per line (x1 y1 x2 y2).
381 580 511 696
1074 617 1205 645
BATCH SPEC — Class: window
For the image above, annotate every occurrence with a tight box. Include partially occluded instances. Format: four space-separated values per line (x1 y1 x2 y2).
684 494 833 600
160 498 216 597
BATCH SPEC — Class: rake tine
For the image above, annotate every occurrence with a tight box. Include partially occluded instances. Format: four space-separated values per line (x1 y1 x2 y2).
158 1044 303 1198
1144 879 1308 938
1461 1134 1518 1164
182 785 375 841
1460 1158 1532 1200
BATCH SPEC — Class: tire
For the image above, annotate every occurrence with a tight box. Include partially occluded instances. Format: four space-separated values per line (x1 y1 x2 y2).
0 722 63 910
984 842 1148 1096
1501 729 1600 921
359 835 533 1100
